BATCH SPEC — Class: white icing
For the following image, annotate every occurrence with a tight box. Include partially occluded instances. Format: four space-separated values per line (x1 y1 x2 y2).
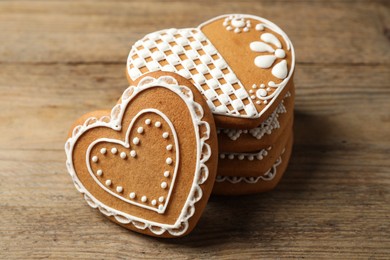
166 144 173 151
132 137 140 145
158 196 164 203
254 55 276 69
255 23 264 31
162 132 169 139
137 127 144 134
250 32 288 79
250 41 274 53
100 148 107 154
155 121 161 128
223 15 251 33
141 196 147 202
65 75 212 236
105 180 112 186
164 171 170 178
220 147 270 161
151 200 157 206
92 156 98 163
256 89 268 98
166 157 173 165
127 27 257 118
274 49 286 59
111 148 117 154
161 182 168 189
120 152 127 159
216 151 283 184
97 170 103 176
217 97 288 141
130 150 137 157
145 119 151 125
129 192 136 199
261 33 282 48
116 186 123 193
272 60 288 79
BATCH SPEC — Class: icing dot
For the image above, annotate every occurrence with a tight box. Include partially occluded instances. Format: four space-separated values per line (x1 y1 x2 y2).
130 150 137 157
92 156 98 163
151 200 157 206
137 127 144 134
129 192 136 199
228 154 234 160
100 148 107 154
154 121 161 128
251 95 256 100
264 100 268 104
220 154 226 159
232 18 245 28
257 154 263 160
120 152 127 159
164 171 170 178
166 144 173 151
256 89 268 98
158 205 164 211
133 137 140 145
249 89 254 94
255 24 264 31
162 132 169 139
141 196 147 202
248 155 254 161
111 148 117 154
161 182 168 189
260 84 266 88
105 180 112 186
145 119 151 125
275 49 286 59
238 155 244 160
256 100 261 105
158 196 164 203
96 169 103 176
166 157 173 165
116 186 123 193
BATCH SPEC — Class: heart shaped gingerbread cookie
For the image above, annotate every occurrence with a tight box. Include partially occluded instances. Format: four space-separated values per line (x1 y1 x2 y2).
126 14 295 129
65 72 218 237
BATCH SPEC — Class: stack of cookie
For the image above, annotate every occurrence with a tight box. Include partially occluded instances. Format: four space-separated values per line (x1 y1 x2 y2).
126 14 295 195
65 14 296 237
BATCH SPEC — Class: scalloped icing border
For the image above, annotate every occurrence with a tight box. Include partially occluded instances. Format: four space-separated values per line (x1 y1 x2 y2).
215 148 285 184
65 75 212 236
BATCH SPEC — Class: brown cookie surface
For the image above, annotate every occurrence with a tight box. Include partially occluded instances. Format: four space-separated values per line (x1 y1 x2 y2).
217 86 294 153
217 118 293 177
126 14 295 129
213 133 293 196
65 72 218 237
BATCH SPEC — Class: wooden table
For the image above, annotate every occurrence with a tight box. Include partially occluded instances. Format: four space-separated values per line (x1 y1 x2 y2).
1 1 389 259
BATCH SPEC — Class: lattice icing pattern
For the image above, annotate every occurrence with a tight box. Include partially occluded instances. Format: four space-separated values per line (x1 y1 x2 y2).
127 28 257 117
217 94 288 141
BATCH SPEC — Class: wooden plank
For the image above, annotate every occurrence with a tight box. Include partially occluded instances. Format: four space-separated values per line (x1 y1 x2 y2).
0 1 389 64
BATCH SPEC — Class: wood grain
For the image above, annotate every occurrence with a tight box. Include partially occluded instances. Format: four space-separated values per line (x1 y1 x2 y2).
1 0 389 259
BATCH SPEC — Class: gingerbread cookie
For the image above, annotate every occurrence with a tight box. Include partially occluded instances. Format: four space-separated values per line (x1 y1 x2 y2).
217 88 294 153
126 14 295 129
65 72 218 237
213 133 293 196
217 118 293 177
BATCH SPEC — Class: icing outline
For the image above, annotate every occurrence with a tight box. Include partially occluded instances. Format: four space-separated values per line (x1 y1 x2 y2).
65 75 212 236
86 109 179 214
